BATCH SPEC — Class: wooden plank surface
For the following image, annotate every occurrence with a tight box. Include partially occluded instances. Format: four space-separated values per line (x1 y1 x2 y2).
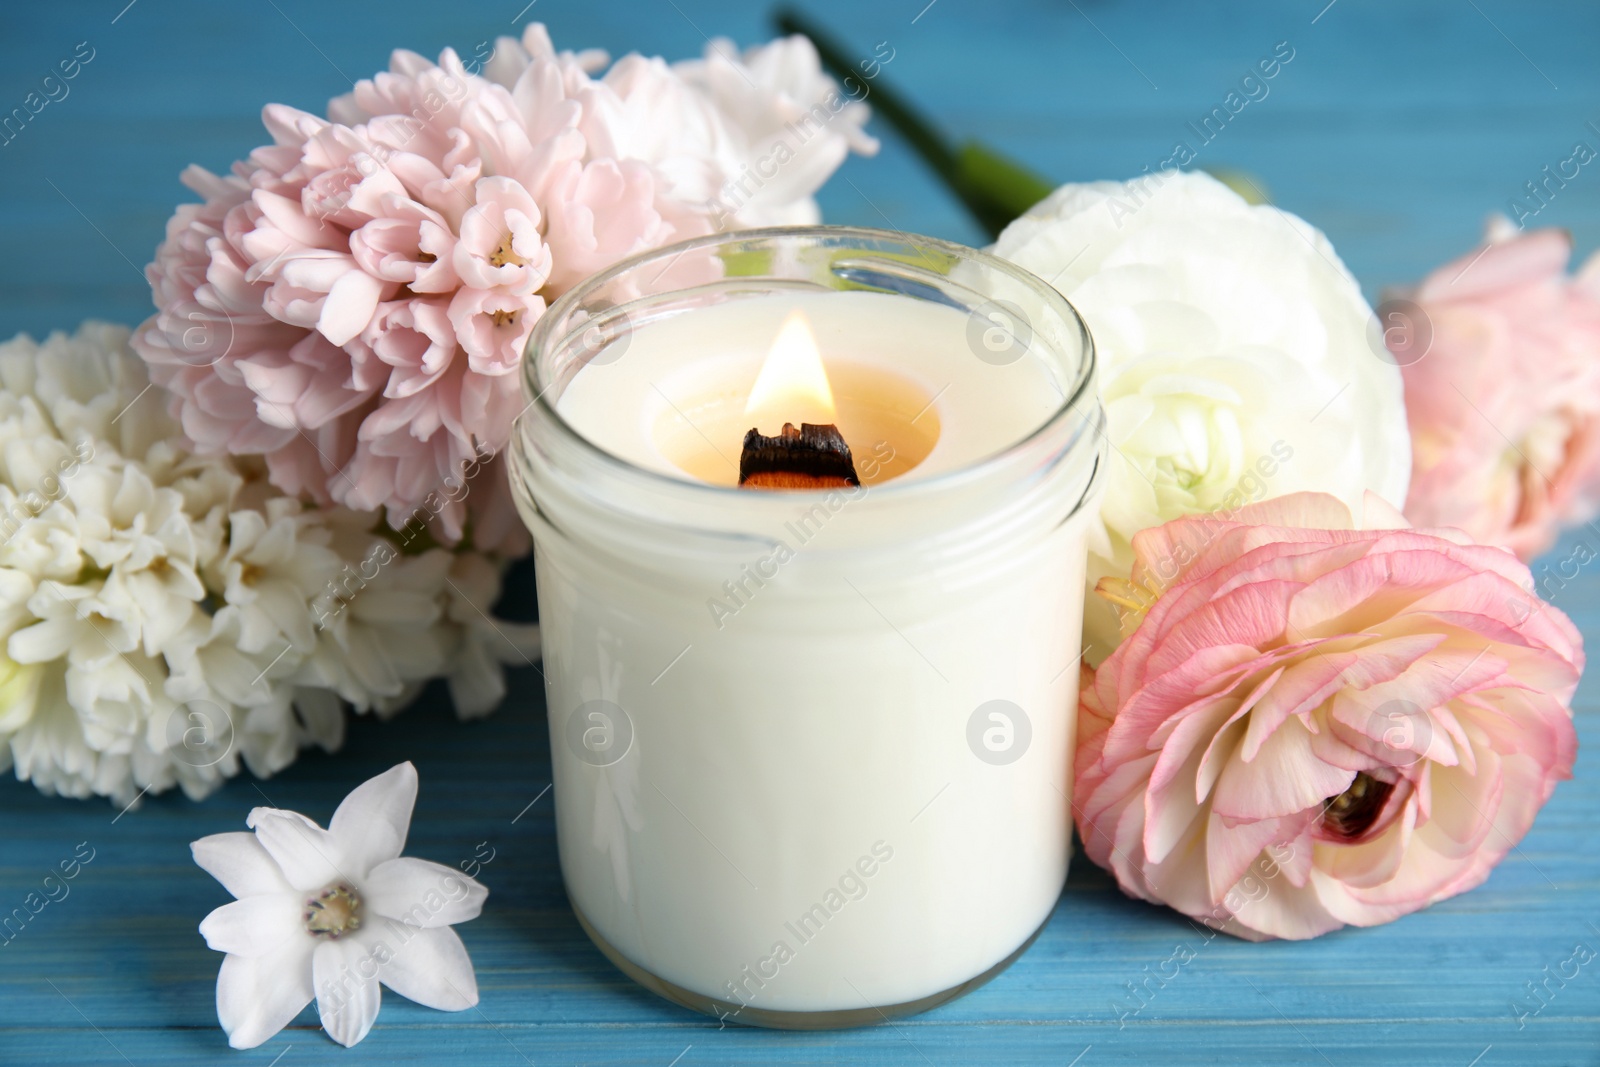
3 1 1600 1064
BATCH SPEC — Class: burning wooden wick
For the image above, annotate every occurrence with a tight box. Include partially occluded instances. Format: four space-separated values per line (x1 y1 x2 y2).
738 423 861 490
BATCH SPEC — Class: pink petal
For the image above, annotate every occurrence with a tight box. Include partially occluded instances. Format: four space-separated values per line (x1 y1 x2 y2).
1204 810 1313 905
319 270 387 346
1415 227 1571 303
1143 701 1234 865
1228 869 1344 940
1212 716 1354 823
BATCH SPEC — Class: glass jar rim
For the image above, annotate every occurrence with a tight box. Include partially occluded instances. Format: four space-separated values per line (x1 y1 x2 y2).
519 223 1100 508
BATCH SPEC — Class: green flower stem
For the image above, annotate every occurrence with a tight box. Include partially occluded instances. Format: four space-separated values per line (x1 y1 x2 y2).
774 8 1053 239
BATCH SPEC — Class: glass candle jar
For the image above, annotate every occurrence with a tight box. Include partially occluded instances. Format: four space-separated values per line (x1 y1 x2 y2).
511 226 1104 1028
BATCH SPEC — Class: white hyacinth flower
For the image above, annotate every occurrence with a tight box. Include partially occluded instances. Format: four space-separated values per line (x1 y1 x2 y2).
193 762 487 1049
0 323 539 805
442 552 541 718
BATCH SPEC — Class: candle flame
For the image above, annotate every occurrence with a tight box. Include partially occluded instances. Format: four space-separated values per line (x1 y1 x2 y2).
744 310 837 424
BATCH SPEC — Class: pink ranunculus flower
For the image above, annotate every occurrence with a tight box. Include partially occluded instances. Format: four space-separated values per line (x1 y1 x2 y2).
1398 219 1600 561
1075 491 1581 941
134 24 876 553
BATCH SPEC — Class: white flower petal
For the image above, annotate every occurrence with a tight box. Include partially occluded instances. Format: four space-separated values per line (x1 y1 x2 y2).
364 857 486 927
199 896 305 957
246 808 346 891
377 925 479 1011
217 944 315 1050
313 938 382 1047
328 762 417 877
191 831 294 898
8 617 73 664
991 171 1412 658
293 686 345 751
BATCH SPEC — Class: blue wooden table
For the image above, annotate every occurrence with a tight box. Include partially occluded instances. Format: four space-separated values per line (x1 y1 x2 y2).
4 1 1600 1063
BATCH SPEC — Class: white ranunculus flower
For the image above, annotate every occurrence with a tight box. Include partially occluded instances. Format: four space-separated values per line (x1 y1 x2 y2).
0 323 539 805
990 171 1411 656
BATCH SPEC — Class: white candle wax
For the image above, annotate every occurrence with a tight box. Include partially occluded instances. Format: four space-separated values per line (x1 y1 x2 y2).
558 290 1063 486
514 239 1103 1024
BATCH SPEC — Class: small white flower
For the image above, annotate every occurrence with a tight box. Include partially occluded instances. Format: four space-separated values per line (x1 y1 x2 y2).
215 499 343 655
193 762 487 1049
165 606 299 781
0 489 85 583
64 647 170 755
297 540 451 715
440 553 540 718
11 579 139 667
0 320 171 459
441 550 540 716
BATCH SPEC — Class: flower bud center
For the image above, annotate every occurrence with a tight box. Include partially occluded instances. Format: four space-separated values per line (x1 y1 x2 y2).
1321 772 1395 841
304 882 363 939
489 234 527 269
